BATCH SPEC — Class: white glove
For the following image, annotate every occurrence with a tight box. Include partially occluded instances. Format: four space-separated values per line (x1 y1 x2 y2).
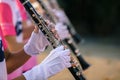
24 30 49 55
55 22 70 40
52 9 68 23
23 45 71 80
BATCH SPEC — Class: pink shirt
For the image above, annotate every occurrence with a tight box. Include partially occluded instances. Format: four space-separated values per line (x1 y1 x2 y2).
0 0 23 42
0 1 23 79
0 0 37 79
0 2 16 37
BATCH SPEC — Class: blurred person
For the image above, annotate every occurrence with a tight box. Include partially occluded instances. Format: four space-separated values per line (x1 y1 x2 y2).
0 25 71 80
0 0 37 79
0 0 71 79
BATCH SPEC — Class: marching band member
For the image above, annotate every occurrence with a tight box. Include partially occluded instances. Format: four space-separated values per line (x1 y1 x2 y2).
0 26 71 80
0 0 37 79
0 0 70 80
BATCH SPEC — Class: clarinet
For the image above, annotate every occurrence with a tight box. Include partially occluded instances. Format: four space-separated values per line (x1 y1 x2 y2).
36 0 90 71
47 0 82 44
20 0 86 80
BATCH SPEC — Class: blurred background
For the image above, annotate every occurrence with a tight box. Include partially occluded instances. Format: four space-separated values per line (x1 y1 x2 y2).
39 0 120 80
58 0 120 37
35 0 120 80
55 0 120 80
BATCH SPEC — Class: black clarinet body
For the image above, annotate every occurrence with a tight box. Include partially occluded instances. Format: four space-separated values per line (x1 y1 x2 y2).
36 0 90 71
20 0 86 80
63 38 90 70
64 23 82 44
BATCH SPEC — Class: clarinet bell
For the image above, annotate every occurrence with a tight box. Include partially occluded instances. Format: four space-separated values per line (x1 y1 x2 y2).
77 55 90 70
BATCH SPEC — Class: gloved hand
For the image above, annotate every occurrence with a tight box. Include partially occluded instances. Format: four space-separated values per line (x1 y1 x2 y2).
23 45 71 80
55 22 70 40
52 9 68 23
24 26 49 55
24 20 70 55
40 20 70 40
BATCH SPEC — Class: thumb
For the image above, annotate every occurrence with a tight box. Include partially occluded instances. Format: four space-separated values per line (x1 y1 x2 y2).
34 26 39 33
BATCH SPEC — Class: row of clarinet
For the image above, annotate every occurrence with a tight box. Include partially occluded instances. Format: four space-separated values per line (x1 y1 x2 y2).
20 0 90 80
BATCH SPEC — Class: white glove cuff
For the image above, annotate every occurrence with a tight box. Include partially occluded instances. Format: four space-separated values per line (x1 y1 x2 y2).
24 31 49 55
23 64 48 80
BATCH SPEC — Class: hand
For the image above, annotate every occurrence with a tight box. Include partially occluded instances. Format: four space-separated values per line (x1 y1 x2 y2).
52 9 67 23
45 20 70 40
24 26 49 55
23 45 71 80
55 22 70 40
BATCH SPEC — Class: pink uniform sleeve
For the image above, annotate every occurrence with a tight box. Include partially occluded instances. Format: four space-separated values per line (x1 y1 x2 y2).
16 0 27 21
0 3 16 37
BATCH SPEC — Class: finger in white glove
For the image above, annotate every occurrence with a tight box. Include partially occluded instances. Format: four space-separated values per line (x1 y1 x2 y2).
42 45 71 68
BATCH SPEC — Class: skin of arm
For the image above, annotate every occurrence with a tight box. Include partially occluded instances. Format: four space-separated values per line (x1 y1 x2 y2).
8 26 40 80
5 26 38 74
5 48 31 74
22 20 35 40
5 35 25 53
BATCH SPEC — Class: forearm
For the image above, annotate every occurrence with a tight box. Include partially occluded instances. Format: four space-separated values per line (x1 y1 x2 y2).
22 21 34 40
8 43 25 53
5 36 25 53
23 26 34 40
6 49 31 74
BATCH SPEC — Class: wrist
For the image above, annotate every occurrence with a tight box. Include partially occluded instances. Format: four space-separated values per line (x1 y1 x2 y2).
24 32 38 55
24 31 49 55
23 64 48 80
